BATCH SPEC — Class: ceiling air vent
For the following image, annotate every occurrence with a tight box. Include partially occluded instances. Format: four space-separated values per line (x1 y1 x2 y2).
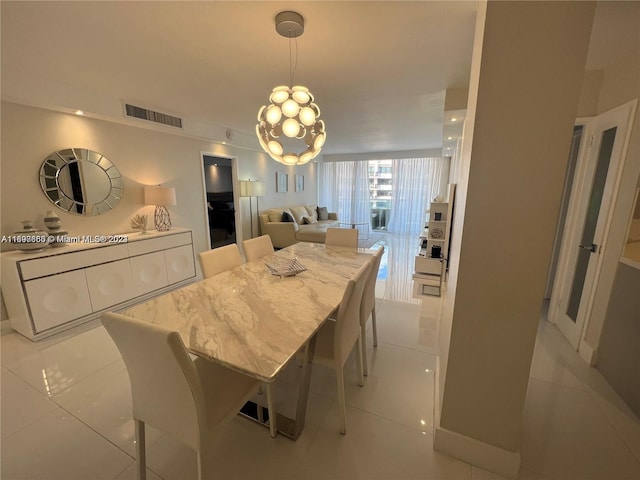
124 103 183 128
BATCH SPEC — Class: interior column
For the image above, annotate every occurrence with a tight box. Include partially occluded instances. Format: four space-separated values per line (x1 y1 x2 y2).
434 2 596 478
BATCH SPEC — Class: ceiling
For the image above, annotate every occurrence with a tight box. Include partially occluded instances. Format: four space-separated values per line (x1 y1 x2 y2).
1 1 478 156
2 2 634 158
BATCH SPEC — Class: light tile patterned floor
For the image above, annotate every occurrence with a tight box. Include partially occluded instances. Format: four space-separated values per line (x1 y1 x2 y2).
1 233 638 479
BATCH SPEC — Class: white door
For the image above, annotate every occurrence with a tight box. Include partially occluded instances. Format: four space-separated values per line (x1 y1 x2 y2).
550 101 636 349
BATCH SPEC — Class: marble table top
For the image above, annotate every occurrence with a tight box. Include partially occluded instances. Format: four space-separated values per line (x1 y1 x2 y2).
122 242 376 382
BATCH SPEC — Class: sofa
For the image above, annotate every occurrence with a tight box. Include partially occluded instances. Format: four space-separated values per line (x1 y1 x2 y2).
259 205 339 248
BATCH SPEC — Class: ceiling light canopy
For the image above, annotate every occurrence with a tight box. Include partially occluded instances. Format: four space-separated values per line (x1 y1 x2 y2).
256 11 326 166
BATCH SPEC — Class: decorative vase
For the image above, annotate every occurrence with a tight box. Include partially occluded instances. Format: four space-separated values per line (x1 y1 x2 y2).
11 220 50 253
49 229 69 247
43 210 62 231
44 210 68 246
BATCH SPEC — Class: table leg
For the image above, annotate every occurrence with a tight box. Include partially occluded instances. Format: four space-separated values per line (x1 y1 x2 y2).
238 335 317 441
266 384 277 438
274 335 316 440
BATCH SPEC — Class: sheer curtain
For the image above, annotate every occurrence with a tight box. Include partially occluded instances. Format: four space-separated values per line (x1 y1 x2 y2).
318 161 370 223
386 157 449 235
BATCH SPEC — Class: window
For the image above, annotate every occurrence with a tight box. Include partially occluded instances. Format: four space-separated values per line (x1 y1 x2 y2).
319 157 449 235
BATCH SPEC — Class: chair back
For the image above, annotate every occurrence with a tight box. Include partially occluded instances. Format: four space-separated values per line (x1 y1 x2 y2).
198 243 243 278
361 246 384 326
102 312 205 451
242 235 274 262
334 261 370 365
326 228 358 248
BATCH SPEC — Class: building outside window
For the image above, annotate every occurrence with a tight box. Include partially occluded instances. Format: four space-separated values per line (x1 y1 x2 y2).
368 160 392 230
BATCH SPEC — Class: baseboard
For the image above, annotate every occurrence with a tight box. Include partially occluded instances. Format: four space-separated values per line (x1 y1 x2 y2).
434 356 442 428
578 339 598 366
1 319 14 336
434 425 521 479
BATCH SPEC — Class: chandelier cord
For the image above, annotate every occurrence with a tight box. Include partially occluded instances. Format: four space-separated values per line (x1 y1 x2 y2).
288 34 299 87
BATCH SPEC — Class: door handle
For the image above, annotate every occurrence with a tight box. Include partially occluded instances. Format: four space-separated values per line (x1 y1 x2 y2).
578 243 598 253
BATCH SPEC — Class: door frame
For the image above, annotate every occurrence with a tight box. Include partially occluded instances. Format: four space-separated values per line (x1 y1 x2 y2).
548 99 638 363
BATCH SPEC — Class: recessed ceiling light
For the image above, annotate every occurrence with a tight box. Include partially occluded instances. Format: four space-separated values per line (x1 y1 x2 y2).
447 136 453 140
75 110 84 115
450 117 457 122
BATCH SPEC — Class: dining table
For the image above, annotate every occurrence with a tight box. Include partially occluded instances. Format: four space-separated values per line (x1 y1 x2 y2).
121 241 376 440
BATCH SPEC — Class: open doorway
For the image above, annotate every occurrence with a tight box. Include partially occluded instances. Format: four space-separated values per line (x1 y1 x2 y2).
203 156 236 249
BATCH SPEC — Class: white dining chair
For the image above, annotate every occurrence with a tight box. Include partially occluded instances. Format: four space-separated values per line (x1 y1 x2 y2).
198 243 243 278
102 312 260 480
312 261 370 434
242 235 274 262
325 227 358 248
361 246 384 376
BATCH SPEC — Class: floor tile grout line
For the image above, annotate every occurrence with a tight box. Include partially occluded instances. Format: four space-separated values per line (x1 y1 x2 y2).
527 375 590 393
291 399 334 480
4 356 168 477
580 381 640 466
48 395 169 480
536 320 640 466
0 371 63 442
371 339 438 356
344 400 435 437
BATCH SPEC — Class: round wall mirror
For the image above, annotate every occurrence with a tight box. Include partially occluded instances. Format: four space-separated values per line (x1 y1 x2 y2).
40 148 124 216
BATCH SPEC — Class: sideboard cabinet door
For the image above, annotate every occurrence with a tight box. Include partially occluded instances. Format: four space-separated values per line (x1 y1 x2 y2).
165 244 196 285
130 251 169 296
23 270 93 333
85 259 135 312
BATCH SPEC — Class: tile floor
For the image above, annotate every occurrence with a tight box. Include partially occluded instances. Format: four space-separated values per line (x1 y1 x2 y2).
1 233 639 479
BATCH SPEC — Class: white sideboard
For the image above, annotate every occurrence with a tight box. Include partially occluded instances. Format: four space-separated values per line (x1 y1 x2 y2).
1 228 196 340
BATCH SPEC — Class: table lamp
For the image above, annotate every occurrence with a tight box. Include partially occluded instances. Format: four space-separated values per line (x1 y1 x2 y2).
144 185 176 231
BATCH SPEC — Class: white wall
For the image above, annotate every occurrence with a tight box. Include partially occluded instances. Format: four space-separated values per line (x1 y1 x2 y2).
0 102 318 261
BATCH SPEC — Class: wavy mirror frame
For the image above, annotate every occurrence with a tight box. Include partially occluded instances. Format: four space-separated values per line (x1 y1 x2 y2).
39 148 124 216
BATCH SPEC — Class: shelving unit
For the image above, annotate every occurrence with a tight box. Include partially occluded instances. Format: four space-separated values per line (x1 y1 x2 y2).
413 184 455 297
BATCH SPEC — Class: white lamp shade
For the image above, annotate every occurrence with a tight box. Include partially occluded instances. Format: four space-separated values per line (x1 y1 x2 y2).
239 180 265 197
282 118 301 138
144 186 176 206
252 181 265 197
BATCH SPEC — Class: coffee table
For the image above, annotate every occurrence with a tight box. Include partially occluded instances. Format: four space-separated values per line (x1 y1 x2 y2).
339 221 369 240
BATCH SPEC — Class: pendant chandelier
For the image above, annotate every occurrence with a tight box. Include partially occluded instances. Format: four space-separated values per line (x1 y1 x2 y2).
256 11 326 166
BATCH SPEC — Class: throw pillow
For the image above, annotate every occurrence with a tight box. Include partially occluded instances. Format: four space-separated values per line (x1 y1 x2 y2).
305 205 318 221
282 211 295 223
268 211 283 222
302 216 318 224
317 206 329 220
290 206 308 224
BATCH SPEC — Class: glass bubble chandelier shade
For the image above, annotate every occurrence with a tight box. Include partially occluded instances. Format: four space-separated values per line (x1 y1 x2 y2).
256 86 325 165
256 11 326 166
